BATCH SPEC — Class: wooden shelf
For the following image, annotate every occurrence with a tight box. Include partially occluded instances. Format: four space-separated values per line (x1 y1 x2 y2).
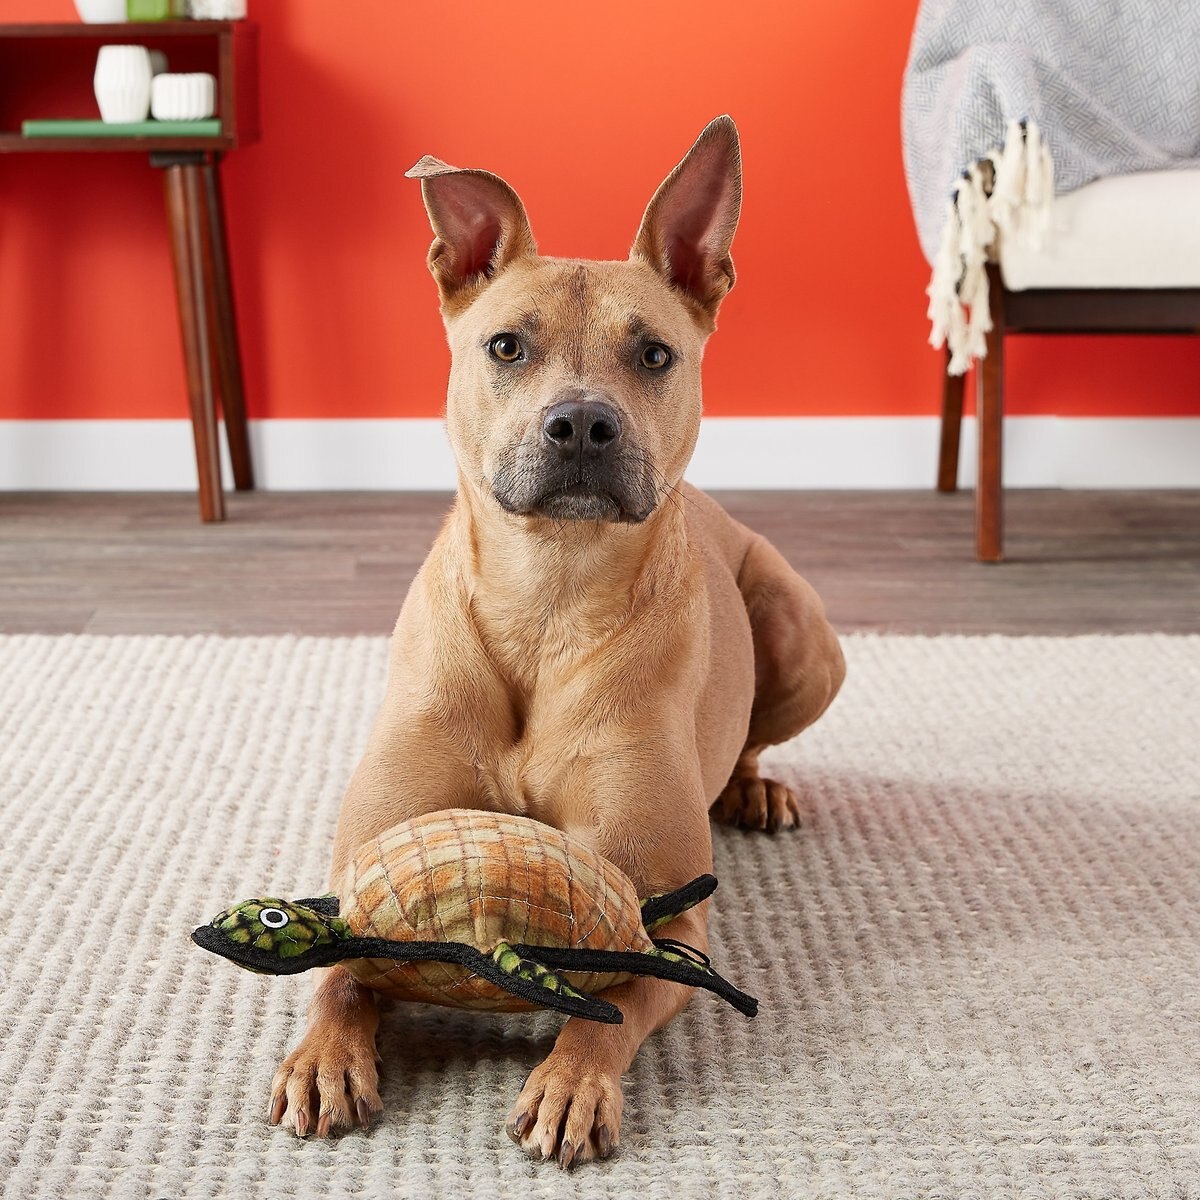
0 132 233 152
0 20 258 152
0 21 239 38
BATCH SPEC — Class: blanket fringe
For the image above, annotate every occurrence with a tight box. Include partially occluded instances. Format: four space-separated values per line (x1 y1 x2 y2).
926 119 1055 374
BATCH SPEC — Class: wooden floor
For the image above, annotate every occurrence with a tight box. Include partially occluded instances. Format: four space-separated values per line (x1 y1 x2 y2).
1 490 1197 635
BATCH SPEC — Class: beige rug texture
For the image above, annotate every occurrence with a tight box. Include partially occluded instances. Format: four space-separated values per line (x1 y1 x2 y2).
1 634 1198 1200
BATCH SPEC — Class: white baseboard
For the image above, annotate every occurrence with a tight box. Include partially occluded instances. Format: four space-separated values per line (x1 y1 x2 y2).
1 417 1198 491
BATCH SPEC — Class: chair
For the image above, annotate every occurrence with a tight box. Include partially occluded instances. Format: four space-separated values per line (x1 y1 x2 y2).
936 169 1200 561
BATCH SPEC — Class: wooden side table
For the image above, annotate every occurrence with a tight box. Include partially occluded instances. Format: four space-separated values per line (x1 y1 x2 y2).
0 20 260 522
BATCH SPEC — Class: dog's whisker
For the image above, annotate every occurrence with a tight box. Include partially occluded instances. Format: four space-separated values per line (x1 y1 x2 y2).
629 451 688 518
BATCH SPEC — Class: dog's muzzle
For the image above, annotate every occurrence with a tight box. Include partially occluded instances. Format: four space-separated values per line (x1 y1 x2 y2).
490 394 659 524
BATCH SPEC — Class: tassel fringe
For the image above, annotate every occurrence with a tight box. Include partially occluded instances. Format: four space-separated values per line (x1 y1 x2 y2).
926 119 1055 375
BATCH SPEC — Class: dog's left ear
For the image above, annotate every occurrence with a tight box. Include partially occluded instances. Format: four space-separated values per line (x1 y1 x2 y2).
631 116 743 325
406 155 537 311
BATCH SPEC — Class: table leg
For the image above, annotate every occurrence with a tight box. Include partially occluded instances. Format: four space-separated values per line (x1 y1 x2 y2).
202 157 254 491
162 160 224 523
976 269 1005 562
937 345 965 492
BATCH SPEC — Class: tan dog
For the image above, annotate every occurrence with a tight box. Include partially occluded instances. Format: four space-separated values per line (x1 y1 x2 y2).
269 116 844 1168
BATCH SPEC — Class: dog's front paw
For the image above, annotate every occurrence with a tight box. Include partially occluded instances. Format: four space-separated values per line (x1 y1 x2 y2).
269 1029 383 1139
505 1052 623 1169
712 771 801 833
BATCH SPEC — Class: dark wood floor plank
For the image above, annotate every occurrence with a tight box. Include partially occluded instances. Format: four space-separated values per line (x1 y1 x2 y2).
0 491 1197 636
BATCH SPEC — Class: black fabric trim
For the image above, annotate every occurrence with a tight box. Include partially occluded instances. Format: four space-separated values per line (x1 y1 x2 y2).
295 895 341 917
639 874 719 930
511 942 759 1018
192 924 361 974
194 927 498 975
190 926 625 1023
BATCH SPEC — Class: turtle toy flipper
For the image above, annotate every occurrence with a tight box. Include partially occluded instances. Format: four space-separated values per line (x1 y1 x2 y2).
479 943 623 1023
192 810 759 1023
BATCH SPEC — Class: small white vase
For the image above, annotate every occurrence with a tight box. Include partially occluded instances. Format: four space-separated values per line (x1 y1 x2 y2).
151 73 216 121
94 45 153 124
74 0 127 21
187 0 247 16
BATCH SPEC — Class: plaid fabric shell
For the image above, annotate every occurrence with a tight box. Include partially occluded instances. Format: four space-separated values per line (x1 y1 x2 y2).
341 809 649 1010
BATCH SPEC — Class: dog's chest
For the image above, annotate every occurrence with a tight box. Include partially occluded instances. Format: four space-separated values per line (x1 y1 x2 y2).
469 697 595 826
458 580 679 823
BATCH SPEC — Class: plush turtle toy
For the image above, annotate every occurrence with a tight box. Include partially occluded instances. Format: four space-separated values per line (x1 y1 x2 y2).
192 809 757 1024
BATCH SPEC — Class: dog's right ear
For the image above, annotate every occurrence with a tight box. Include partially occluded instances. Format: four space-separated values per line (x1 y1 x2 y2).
405 155 537 312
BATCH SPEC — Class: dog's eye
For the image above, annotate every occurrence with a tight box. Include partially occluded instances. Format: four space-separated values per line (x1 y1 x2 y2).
489 334 523 363
639 343 672 371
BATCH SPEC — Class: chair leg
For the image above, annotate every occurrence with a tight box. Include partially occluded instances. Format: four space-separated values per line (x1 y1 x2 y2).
975 270 1005 562
202 157 254 492
163 160 224 523
937 345 965 492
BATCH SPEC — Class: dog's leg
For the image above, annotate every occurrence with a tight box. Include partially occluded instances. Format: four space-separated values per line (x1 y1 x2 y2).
506 904 708 1168
270 704 481 1137
506 799 713 1168
269 964 383 1138
712 536 845 832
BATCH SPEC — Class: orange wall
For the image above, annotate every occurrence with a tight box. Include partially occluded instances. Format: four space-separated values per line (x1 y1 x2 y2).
0 0 1196 421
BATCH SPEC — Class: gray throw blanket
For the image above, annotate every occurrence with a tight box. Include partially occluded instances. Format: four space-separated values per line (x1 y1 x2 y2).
902 1 1200 370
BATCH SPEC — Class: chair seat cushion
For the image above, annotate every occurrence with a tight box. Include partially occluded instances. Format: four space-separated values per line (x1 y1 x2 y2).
998 169 1200 290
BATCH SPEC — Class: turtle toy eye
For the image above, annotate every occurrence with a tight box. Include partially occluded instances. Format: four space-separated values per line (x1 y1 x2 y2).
639 343 672 371
488 333 523 363
259 907 289 930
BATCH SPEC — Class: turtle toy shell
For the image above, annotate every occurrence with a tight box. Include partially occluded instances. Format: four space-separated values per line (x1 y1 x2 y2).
193 809 757 1024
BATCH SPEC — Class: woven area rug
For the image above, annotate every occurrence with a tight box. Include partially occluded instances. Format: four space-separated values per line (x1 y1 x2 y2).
1 634 1198 1200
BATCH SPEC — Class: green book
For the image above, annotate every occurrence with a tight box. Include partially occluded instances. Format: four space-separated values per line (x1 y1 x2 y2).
22 119 222 139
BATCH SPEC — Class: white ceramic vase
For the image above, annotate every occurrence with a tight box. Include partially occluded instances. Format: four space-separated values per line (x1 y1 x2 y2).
94 45 153 125
74 0 127 22
151 73 216 121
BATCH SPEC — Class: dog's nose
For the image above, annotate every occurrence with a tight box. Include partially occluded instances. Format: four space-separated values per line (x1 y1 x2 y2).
542 398 622 458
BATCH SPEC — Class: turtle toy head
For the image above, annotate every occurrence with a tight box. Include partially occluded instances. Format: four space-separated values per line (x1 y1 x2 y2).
192 894 350 976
